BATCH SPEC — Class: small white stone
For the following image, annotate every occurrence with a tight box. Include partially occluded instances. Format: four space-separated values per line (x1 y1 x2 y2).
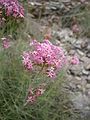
77 50 84 56
86 84 90 89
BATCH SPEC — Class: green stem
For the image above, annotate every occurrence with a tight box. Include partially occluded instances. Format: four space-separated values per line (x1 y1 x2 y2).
24 64 45 106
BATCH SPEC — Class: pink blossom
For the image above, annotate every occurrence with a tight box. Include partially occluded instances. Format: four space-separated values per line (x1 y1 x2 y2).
72 24 80 33
46 67 56 78
2 38 10 49
22 52 33 70
35 88 45 96
26 88 36 104
31 51 44 64
22 39 66 78
26 87 45 104
71 55 79 65
27 95 36 104
0 0 24 18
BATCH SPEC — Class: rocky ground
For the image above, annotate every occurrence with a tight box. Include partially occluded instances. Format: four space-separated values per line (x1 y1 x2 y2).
54 28 90 118
29 0 90 118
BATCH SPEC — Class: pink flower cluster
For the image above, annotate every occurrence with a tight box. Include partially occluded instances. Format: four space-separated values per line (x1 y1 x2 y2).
2 37 10 49
71 55 79 65
22 39 66 78
72 24 80 33
26 87 45 104
0 0 24 18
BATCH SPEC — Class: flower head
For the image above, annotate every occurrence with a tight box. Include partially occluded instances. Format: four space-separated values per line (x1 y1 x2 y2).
2 37 10 49
22 52 33 70
71 55 79 65
22 39 66 78
72 24 80 33
0 0 24 18
26 86 45 104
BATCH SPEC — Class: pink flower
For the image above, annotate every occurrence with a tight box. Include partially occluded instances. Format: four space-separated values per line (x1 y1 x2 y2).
31 51 44 64
22 52 33 70
26 87 45 104
35 88 45 96
2 38 10 49
71 55 79 65
26 88 36 104
27 95 36 104
22 39 66 78
46 67 56 78
0 0 24 18
72 24 80 33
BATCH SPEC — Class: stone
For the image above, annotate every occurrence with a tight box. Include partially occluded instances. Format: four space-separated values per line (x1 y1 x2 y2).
74 43 81 49
82 69 89 76
82 87 86 93
76 85 82 89
81 79 87 86
87 53 90 58
85 64 90 70
79 57 85 62
87 90 90 97
62 0 71 3
51 6 57 10
87 43 90 52
69 83 76 90
69 65 82 76
87 76 90 83
70 38 76 44
81 40 88 49
86 84 90 89
74 40 82 49
57 28 73 40
80 57 90 63
77 49 84 56
71 92 90 111
69 50 76 55
75 76 81 81
32 2 42 6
